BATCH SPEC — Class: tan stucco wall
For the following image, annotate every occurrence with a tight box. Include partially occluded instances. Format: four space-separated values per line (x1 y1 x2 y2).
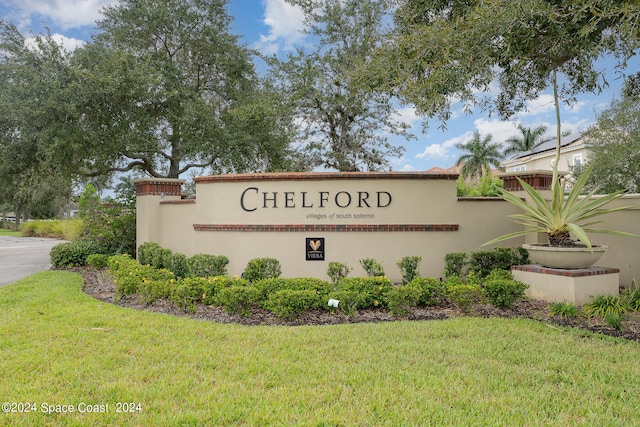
136 173 639 285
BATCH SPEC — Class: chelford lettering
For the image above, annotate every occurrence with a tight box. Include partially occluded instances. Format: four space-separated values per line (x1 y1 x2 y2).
240 188 392 212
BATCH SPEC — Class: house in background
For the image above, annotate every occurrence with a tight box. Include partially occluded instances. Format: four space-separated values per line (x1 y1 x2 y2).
500 133 588 175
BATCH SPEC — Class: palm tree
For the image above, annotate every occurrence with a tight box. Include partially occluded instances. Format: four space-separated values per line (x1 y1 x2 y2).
503 124 553 158
455 131 503 180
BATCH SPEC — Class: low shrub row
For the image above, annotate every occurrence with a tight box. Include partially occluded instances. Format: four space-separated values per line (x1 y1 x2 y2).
107 254 529 319
137 242 229 279
444 247 529 278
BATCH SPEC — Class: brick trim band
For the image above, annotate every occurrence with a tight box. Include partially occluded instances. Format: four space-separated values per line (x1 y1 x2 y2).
512 264 620 277
193 224 459 232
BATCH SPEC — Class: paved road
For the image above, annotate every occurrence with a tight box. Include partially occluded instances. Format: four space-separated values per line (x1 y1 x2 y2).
0 236 63 287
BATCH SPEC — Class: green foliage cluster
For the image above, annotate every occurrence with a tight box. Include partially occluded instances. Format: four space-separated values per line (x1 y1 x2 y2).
215 286 261 317
397 256 422 284
137 242 229 278
106 243 534 319
336 277 393 309
327 262 352 284
243 258 282 283
386 285 422 317
50 240 108 267
188 254 230 278
407 277 447 307
78 183 137 257
583 295 628 318
86 254 109 270
359 258 385 277
456 174 504 197
482 270 529 308
548 302 580 319
263 290 320 319
444 247 528 278
109 254 245 311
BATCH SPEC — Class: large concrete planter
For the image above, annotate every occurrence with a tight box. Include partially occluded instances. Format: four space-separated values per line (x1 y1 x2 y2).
522 243 609 269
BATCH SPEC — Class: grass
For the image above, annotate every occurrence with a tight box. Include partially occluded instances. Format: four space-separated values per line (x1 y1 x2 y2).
2 271 640 426
0 228 21 237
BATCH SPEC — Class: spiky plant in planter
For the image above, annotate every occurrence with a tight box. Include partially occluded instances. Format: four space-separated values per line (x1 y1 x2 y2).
485 70 636 252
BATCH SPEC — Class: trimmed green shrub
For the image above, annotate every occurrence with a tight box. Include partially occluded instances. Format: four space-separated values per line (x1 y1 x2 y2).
138 278 173 305
215 285 261 316
111 260 174 300
50 239 105 267
170 277 207 313
407 277 446 306
397 256 422 284
444 252 467 278
243 258 282 283
137 242 171 269
387 285 422 316
468 247 529 278
445 275 485 310
360 258 385 277
168 252 189 279
254 277 333 303
484 270 529 308
327 290 363 316
86 254 109 269
263 289 320 319
337 277 393 309
187 254 229 277
327 262 352 284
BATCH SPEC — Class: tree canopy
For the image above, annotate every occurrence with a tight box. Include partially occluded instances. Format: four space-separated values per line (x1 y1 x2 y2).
72 0 295 179
580 74 640 193
382 0 639 124
268 0 413 171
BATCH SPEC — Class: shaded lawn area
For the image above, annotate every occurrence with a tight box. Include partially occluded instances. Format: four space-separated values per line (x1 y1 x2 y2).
1 271 639 426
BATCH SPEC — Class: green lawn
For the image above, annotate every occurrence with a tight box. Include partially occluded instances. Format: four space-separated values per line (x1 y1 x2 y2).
0 228 20 237
2 271 640 426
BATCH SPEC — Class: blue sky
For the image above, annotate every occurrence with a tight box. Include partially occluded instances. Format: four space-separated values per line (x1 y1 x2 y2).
2 0 638 173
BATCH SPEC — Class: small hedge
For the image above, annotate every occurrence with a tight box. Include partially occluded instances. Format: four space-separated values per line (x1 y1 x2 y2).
50 239 106 267
188 254 229 277
216 285 261 316
243 257 282 283
387 285 422 317
336 277 393 309
262 289 320 319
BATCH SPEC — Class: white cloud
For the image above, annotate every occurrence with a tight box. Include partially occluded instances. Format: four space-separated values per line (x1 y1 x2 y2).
25 33 86 52
416 131 473 159
473 118 524 146
255 0 306 55
7 0 115 30
518 94 556 117
391 106 421 129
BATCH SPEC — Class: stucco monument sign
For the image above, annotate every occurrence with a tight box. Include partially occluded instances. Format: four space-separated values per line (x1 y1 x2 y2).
134 171 525 283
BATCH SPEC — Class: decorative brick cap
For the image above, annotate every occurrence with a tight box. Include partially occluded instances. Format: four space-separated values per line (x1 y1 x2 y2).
498 170 567 192
512 264 620 277
133 178 185 197
194 171 458 183
193 223 459 232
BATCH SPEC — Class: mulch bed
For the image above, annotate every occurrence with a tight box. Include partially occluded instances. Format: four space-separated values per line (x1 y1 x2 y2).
68 267 640 342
